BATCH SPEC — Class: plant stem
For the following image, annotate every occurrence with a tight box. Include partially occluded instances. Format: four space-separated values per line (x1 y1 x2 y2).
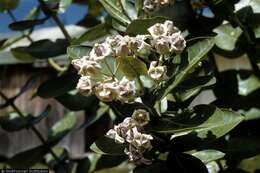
0 91 66 171
48 58 65 72
38 0 72 43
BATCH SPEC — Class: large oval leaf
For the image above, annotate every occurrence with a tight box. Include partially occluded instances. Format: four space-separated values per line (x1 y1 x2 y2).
99 0 130 25
90 136 125 155
213 23 242 51
117 56 147 80
0 106 50 132
67 45 91 60
37 73 79 98
157 38 215 100
150 105 244 140
192 150 225 164
126 17 167 35
47 112 76 145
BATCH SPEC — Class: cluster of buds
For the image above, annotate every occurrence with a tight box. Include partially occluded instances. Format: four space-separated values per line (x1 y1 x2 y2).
143 0 175 13
106 109 153 164
72 20 186 102
148 20 186 55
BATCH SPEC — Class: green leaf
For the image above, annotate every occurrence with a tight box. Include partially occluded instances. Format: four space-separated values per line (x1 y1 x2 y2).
249 0 260 13
176 76 216 101
126 17 167 35
150 105 244 140
157 38 215 100
95 155 127 171
167 153 208 173
77 104 109 130
9 19 47 31
37 73 79 98
120 0 137 20
239 108 260 121
238 74 260 96
226 136 260 159
254 24 260 39
11 39 68 59
192 150 225 164
90 136 125 155
72 23 110 44
0 0 19 12
48 112 76 144
213 23 242 51
67 45 91 60
0 106 50 132
45 147 68 167
238 154 260 172
58 0 72 13
7 145 48 168
99 0 130 25
135 0 143 15
117 56 147 80
112 19 127 32
134 161 169 173
0 112 29 132
56 93 96 111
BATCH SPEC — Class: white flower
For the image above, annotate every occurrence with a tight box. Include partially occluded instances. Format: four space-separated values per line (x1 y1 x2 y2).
163 20 179 35
148 61 167 81
160 0 171 5
143 0 160 12
124 145 142 162
154 36 171 54
94 81 119 102
76 76 95 96
126 127 153 150
131 35 151 56
106 128 125 144
71 57 85 70
132 109 150 126
170 31 186 53
106 117 137 143
90 42 112 61
79 60 102 76
117 77 136 103
148 23 167 38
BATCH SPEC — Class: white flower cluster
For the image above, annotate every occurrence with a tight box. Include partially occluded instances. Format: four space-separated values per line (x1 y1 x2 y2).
72 20 185 102
106 109 153 163
143 0 175 13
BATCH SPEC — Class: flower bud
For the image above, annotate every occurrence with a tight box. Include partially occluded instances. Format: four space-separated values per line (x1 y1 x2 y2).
106 128 125 144
132 109 150 126
148 23 167 38
90 42 112 61
143 0 160 13
148 61 167 81
117 77 136 103
154 36 171 54
126 127 153 150
163 20 179 35
94 81 119 102
79 60 102 76
124 145 142 162
106 117 137 143
71 57 86 71
76 76 95 96
170 31 186 53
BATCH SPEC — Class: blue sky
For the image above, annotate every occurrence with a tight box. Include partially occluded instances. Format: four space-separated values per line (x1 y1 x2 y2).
0 0 87 33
